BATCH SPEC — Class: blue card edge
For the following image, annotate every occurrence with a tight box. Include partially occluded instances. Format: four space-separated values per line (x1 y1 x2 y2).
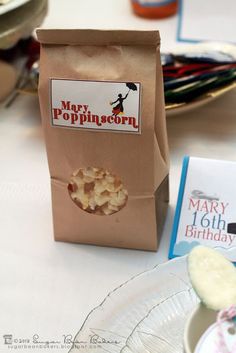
168 155 190 259
176 0 236 44
177 0 202 43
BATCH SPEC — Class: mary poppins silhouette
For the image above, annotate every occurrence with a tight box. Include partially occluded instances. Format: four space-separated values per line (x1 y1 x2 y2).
111 92 129 116
110 82 137 116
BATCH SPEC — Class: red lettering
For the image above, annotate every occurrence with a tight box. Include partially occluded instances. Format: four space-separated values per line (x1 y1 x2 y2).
61 100 70 110
128 117 139 129
91 114 101 127
114 116 121 124
53 108 62 119
92 114 98 123
71 104 82 113
107 116 114 124
185 225 194 237
188 198 200 211
79 114 87 125
101 115 107 123
71 113 78 124
63 112 70 120
121 116 128 124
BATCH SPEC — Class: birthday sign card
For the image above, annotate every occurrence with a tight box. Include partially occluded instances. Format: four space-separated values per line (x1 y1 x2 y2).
169 156 236 262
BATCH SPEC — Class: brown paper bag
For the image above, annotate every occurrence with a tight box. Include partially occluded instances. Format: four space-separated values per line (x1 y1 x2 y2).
37 29 169 251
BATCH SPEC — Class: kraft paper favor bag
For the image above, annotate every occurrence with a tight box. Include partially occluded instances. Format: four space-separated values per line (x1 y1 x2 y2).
37 29 169 250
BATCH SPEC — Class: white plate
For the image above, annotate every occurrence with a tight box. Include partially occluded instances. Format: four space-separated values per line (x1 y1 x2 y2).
0 0 31 15
69 256 199 353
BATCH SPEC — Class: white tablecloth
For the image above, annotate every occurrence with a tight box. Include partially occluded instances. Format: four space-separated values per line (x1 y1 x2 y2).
0 0 236 351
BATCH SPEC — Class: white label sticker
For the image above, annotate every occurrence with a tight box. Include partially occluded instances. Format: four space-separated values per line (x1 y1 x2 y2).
50 79 141 133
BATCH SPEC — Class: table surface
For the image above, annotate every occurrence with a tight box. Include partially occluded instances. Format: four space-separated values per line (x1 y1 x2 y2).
1 0 236 351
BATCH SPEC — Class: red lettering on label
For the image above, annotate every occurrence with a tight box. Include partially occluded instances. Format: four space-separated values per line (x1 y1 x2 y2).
121 116 128 124
71 113 78 124
79 114 87 125
107 116 114 124
61 100 71 110
128 117 139 129
53 108 62 119
63 113 70 121
114 116 121 124
101 115 107 124
53 100 139 132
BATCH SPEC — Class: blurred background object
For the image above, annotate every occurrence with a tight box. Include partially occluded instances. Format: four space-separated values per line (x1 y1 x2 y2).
0 0 47 49
131 0 178 19
0 0 46 105
163 42 236 114
0 37 40 106
0 0 13 4
178 0 236 43
0 59 17 101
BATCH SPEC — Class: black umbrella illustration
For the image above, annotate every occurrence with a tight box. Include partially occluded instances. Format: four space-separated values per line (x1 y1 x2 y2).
126 82 137 93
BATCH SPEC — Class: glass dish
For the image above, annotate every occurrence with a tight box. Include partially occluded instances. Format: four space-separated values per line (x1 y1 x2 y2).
69 256 199 353
0 0 47 49
0 0 30 15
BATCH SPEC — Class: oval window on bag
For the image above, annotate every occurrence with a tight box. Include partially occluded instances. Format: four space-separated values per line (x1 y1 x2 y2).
68 167 128 216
